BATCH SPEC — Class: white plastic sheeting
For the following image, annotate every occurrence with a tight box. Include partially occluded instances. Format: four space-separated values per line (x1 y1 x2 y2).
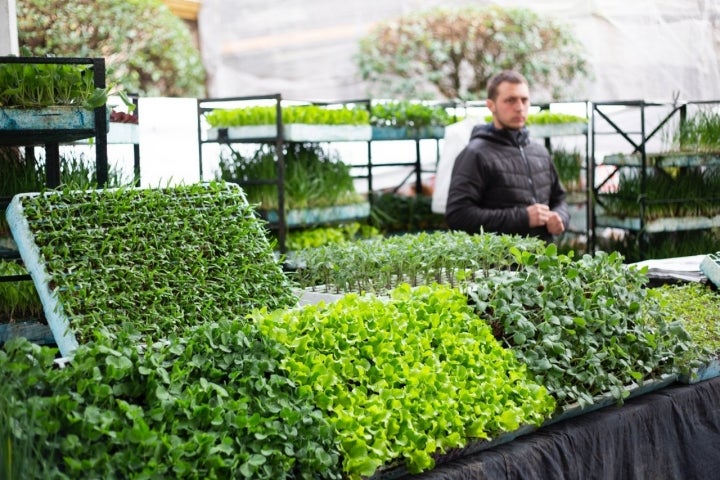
198 0 720 103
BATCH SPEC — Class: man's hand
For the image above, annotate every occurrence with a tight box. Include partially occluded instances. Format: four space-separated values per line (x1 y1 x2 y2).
527 203 550 228
527 204 565 235
545 212 565 235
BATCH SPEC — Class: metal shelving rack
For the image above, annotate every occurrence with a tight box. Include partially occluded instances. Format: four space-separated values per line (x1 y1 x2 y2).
589 99 720 258
196 94 373 252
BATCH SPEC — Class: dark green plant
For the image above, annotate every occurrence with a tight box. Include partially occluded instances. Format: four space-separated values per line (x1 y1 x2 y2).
356 5 588 101
0 323 343 479
0 261 43 323
551 147 583 191
0 59 107 108
217 143 363 210
598 167 720 220
467 246 692 409
673 109 720 152
16 0 206 97
369 192 446 233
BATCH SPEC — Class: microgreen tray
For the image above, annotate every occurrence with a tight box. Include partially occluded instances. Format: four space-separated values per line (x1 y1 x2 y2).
700 252 720 288
544 373 677 426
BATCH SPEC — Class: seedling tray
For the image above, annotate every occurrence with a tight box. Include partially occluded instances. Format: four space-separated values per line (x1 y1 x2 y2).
0 106 108 145
595 214 720 233
700 252 720 288
5 193 79 356
678 356 720 384
207 124 372 142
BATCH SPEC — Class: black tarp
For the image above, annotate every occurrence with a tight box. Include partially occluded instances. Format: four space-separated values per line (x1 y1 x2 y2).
402 377 720 480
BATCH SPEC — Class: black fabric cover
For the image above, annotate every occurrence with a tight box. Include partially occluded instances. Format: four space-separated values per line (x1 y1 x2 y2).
403 377 720 480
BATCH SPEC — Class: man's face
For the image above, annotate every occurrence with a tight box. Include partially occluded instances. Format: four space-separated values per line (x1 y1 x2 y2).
486 81 530 130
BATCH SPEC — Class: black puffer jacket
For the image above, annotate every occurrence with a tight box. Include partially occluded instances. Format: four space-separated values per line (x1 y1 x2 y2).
445 123 569 242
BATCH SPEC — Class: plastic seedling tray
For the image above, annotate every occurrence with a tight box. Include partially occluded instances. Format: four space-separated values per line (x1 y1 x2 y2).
5 192 80 356
700 252 720 288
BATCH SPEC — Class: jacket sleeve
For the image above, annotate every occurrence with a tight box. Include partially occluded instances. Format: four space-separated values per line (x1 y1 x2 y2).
548 163 571 231
444 146 531 235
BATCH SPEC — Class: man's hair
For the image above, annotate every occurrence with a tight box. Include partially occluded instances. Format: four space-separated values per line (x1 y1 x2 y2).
487 70 528 100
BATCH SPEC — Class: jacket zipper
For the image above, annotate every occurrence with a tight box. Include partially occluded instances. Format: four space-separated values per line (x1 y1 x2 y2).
519 145 538 203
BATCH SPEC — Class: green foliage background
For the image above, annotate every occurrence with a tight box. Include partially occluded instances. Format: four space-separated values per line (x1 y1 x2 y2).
16 0 206 97
356 6 588 101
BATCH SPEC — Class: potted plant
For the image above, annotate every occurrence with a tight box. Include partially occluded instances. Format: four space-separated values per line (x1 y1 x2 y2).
0 56 109 136
216 142 369 227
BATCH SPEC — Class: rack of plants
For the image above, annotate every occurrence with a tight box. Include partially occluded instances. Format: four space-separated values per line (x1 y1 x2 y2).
0 56 109 188
208 124 372 142
595 214 720 233
603 152 720 168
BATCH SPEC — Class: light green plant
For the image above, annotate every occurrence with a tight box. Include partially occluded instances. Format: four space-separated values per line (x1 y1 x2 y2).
205 105 370 127
256 283 556 477
673 109 720 152
370 101 453 128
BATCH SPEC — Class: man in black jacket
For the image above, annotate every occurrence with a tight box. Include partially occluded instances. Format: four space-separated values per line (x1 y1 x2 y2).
445 70 569 242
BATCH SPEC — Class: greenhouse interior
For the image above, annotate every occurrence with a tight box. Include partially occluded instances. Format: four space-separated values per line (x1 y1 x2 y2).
1 0 720 478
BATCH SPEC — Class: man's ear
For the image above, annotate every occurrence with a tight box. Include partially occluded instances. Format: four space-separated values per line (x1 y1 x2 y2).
486 98 494 113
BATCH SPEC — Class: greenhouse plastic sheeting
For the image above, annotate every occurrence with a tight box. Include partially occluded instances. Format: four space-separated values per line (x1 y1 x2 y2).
200 0 720 103
402 377 720 480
